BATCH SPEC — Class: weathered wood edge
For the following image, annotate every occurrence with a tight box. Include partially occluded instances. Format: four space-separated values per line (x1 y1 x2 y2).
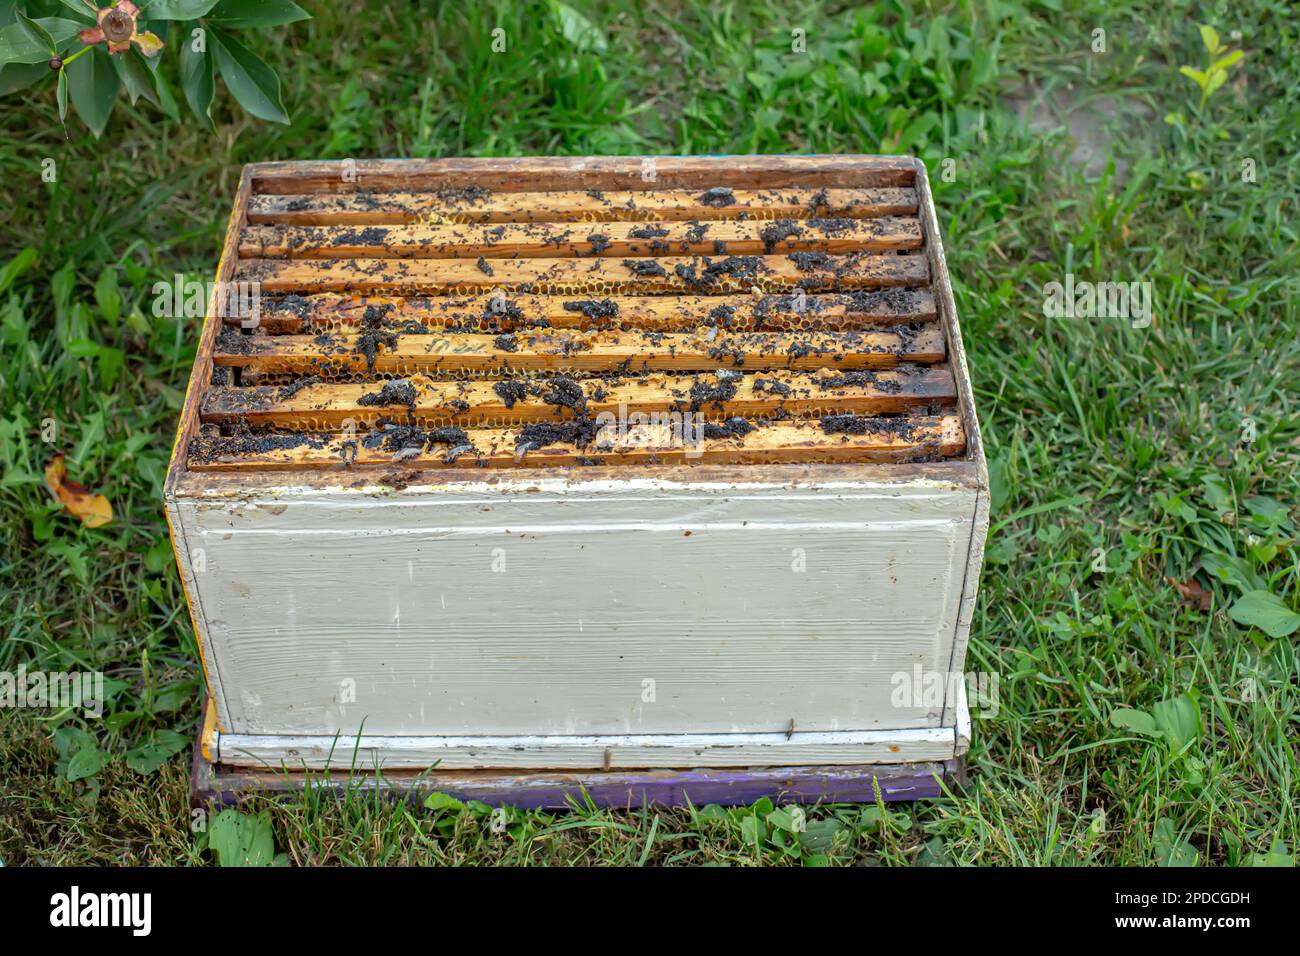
164 166 251 497
913 159 985 476
164 168 251 733
213 726 957 771
166 498 231 733
913 159 990 731
247 154 918 194
171 457 983 499
191 703 965 809
955 678 972 756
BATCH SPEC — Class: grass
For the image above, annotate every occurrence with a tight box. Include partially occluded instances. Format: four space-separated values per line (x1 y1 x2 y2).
1 0 1296 866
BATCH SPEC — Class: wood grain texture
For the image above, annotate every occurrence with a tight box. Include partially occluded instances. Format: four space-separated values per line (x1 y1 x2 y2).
165 168 251 494
212 326 945 376
236 252 930 294
914 160 991 728
192 720 962 806
214 727 958 770
163 168 252 729
955 679 972 756
177 481 975 738
248 154 918 195
235 289 939 334
200 366 958 429
172 457 983 499
239 216 922 260
188 416 966 471
247 187 920 226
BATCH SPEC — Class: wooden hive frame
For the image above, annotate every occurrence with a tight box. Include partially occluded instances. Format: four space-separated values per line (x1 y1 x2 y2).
167 155 987 807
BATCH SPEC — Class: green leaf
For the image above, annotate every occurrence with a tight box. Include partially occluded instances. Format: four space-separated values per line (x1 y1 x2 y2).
178 21 213 130
208 808 278 866
208 24 287 124
765 806 801 832
149 680 195 713
549 0 607 54
1154 818 1198 867
1244 496 1291 530
857 804 910 833
138 0 221 18
66 45 120 137
68 339 125 389
95 267 120 322
798 818 843 853
1110 707 1158 736
1198 552 1264 593
423 791 466 812
66 744 106 782
140 45 179 119
55 63 67 120
0 14 80 64
1200 473 1233 515
1246 838 1293 867
48 538 88 582
1157 492 1196 523
53 726 93 758
56 1 98 24
205 0 310 29
986 453 1010 514
916 835 951 866
1198 25 1220 55
14 10 54 55
1179 66 1207 87
1229 590 1300 638
111 48 160 108
1212 50 1244 72
1152 695 1201 752
1205 69 1229 98
0 59 49 95
0 247 36 295
124 729 189 773
206 812 242 863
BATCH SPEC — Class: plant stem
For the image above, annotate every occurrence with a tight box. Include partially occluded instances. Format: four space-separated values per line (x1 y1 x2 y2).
59 45 93 69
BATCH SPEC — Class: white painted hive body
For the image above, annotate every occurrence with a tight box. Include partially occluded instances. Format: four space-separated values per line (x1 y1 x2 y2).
166 156 988 773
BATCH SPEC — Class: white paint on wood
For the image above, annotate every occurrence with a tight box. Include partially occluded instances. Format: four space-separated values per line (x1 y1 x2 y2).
165 499 231 728
954 678 971 756
215 725 957 770
172 479 976 740
915 159 991 728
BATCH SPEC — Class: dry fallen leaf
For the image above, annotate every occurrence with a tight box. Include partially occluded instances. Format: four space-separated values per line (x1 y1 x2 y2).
1166 576 1212 612
45 454 113 528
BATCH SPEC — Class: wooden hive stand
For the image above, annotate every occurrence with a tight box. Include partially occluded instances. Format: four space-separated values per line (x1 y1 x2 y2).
169 155 988 809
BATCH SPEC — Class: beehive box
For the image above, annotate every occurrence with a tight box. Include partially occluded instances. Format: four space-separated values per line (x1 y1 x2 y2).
167 155 988 806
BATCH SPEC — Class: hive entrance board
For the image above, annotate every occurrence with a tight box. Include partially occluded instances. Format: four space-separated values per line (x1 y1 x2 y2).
166 156 988 790
183 155 965 473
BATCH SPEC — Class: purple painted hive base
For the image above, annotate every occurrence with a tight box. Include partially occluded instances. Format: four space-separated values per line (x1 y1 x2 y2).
191 733 967 810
